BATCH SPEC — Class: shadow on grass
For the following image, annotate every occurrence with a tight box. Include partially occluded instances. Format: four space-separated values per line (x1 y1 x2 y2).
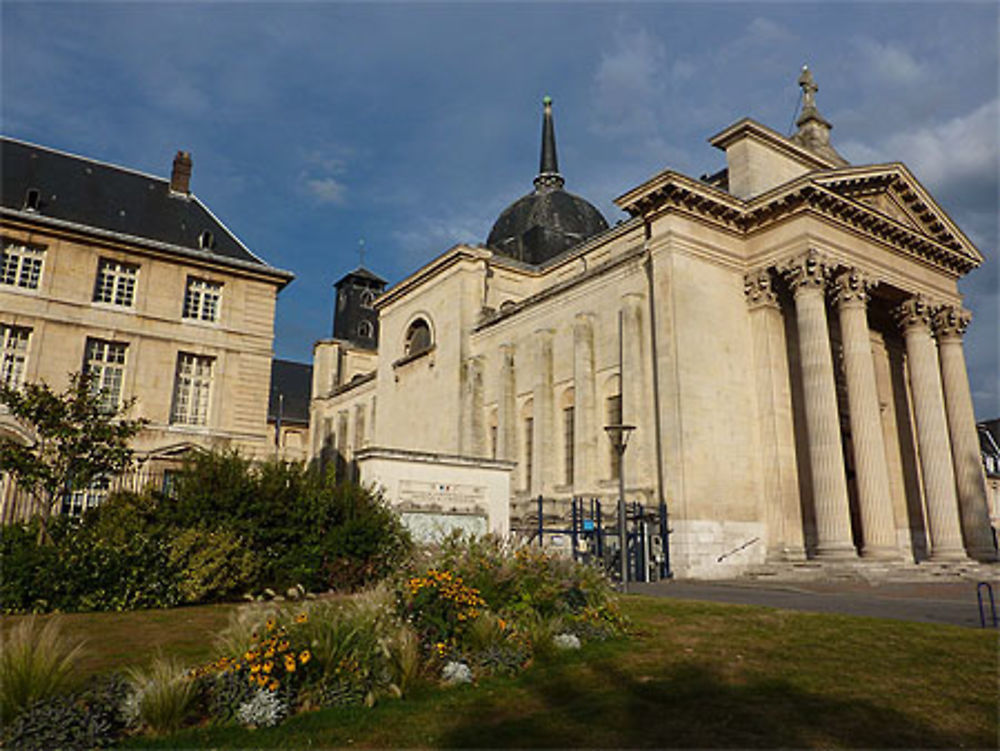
441 656 978 749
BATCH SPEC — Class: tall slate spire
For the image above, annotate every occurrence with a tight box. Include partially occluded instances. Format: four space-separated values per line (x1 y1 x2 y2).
534 96 565 191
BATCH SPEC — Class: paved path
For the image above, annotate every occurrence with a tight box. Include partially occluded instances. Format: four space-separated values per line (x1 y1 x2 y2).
629 579 999 629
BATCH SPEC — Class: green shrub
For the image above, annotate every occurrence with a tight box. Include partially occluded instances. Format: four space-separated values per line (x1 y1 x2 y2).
2 672 130 751
167 527 259 603
0 616 84 723
0 521 61 613
125 657 198 734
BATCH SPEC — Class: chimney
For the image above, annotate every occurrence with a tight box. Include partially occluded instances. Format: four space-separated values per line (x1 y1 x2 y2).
170 151 192 194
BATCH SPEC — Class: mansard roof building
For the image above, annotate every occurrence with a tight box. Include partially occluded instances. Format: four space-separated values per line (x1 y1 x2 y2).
312 68 996 577
1 138 293 520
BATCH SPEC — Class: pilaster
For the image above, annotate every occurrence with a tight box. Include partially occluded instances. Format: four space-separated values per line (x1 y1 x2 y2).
572 315 597 493
497 343 517 462
532 329 555 496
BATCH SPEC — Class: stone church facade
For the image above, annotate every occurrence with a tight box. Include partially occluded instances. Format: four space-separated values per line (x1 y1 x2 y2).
313 69 994 577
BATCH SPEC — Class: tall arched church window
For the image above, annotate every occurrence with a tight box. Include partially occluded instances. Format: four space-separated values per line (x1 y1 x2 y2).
360 289 376 309
404 318 432 356
358 320 374 338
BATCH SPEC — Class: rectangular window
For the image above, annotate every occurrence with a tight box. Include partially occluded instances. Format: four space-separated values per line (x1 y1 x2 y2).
0 325 31 389
84 338 128 411
563 406 575 486
62 476 110 518
93 259 138 307
170 352 213 425
1 241 45 289
607 394 622 480
182 278 222 322
490 424 498 459
524 416 534 492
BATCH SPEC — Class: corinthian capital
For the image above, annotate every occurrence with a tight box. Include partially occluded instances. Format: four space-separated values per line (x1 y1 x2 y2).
782 250 831 293
893 296 934 333
833 268 876 309
744 268 778 309
932 305 971 340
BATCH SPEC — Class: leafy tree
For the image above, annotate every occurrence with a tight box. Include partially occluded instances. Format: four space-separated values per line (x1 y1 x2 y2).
0 371 147 543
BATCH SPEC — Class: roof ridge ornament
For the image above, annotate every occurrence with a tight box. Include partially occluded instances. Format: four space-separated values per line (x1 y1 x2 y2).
534 95 565 192
791 66 849 167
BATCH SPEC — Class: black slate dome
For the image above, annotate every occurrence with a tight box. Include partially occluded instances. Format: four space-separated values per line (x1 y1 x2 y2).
487 98 609 265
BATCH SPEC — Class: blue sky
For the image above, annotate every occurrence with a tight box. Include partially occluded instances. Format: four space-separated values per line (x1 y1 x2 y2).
3 1 997 416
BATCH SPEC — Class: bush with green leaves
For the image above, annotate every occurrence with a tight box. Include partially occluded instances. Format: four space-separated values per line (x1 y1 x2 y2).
2 674 129 751
167 526 259 604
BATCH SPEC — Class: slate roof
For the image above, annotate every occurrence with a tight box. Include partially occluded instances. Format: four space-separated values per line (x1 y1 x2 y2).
335 266 387 287
1 136 290 279
268 359 313 426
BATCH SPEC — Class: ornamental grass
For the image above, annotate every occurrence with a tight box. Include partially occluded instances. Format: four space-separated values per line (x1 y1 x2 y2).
0 615 84 723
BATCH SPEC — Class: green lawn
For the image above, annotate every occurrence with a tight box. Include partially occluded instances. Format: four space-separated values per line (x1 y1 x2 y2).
8 596 996 748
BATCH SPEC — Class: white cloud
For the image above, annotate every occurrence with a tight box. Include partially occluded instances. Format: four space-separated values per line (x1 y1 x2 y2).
591 28 667 137
303 177 347 205
840 99 999 192
855 39 925 86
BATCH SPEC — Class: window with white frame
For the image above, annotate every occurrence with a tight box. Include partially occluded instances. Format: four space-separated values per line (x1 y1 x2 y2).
93 259 138 307
84 338 127 412
0 325 31 389
182 277 222 322
170 352 214 426
62 476 110 517
1 241 45 290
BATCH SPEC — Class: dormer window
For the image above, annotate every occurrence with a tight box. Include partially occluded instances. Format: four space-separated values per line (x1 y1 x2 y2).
23 189 40 212
199 230 215 250
404 318 432 356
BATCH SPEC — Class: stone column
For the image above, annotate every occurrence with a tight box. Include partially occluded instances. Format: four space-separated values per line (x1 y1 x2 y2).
745 269 806 561
497 344 517 462
833 270 898 558
532 329 555 497
934 306 996 561
782 251 856 559
895 297 967 561
573 315 597 493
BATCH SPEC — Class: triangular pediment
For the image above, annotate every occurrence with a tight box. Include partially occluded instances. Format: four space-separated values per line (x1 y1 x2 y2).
813 164 983 264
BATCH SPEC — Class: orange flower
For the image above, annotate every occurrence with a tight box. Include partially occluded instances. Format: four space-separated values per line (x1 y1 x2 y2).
268 678 280 691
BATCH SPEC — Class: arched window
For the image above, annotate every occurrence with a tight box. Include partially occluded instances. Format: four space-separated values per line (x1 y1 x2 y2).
360 289 377 309
404 318 432 356
358 320 374 339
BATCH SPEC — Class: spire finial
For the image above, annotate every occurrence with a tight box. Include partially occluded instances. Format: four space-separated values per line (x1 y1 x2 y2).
535 94 564 192
358 238 366 268
791 65 848 166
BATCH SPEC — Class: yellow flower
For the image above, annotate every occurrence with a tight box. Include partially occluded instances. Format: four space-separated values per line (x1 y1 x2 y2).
284 654 297 672
247 675 256 685
262 660 274 674
266 617 276 631
256 674 267 687
268 679 280 691
250 663 261 674
295 612 308 624
264 647 275 659
277 640 290 652
299 650 311 665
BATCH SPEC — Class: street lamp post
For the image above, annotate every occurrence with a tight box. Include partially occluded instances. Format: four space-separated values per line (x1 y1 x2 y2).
604 423 635 592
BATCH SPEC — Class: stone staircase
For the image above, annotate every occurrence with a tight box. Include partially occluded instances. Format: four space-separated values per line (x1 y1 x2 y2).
743 559 999 584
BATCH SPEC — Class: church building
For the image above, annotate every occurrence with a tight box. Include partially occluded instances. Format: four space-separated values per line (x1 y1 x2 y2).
311 69 996 577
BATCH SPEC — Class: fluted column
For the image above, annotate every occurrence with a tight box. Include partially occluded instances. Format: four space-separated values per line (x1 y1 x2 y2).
895 297 967 561
572 314 597 493
745 269 806 561
497 344 517 462
783 251 856 558
934 306 996 561
833 270 898 558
